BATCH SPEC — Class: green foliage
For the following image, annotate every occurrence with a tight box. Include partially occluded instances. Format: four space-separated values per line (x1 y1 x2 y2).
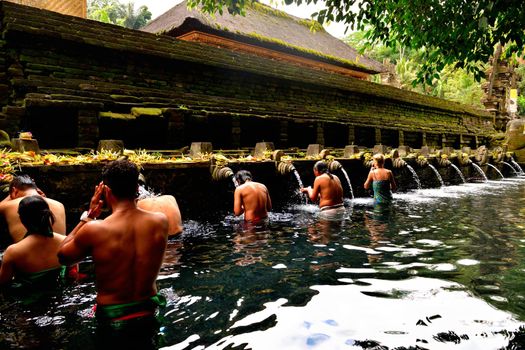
188 0 525 85
346 30 485 107
88 0 152 29
518 96 525 115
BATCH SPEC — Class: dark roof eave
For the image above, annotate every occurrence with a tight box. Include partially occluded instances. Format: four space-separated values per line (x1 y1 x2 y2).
166 20 381 75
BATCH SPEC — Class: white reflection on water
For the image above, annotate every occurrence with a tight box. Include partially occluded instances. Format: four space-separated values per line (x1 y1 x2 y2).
203 277 523 350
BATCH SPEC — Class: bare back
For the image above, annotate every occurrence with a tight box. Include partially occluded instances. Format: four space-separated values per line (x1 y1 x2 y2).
72 208 168 305
137 195 183 236
0 196 66 243
313 174 344 208
0 233 65 285
234 181 271 222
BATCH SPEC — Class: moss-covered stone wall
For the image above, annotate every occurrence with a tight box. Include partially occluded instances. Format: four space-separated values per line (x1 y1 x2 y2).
0 2 496 150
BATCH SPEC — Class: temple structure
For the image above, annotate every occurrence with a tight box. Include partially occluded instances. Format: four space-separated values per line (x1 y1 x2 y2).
0 1 495 150
142 1 384 80
5 0 86 17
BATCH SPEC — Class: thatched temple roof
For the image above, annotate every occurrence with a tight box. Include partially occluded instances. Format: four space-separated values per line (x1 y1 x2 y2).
142 1 385 74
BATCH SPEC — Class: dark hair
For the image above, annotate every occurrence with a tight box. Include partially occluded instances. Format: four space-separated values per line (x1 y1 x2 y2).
314 161 333 179
18 196 55 237
235 170 252 185
9 175 37 193
102 160 139 199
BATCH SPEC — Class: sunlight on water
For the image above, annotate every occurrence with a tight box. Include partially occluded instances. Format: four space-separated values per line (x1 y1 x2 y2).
204 278 523 350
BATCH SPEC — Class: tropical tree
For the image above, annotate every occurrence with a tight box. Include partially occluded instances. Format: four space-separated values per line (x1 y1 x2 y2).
345 30 485 107
88 0 151 29
188 0 525 85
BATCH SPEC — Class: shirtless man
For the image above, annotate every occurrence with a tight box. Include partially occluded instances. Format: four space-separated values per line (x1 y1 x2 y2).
301 161 345 217
0 175 65 243
136 176 183 236
233 170 272 222
58 160 168 324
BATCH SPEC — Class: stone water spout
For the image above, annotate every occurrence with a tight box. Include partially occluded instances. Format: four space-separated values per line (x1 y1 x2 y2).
211 165 234 182
491 146 505 164
457 152 472 166
210 156 237 186
416 155 429 167
435 151 452 167
327 159 354 199
390 149 407 168
327 159 342 172
276 161 297 175
475 146 489 166
276 160 307 202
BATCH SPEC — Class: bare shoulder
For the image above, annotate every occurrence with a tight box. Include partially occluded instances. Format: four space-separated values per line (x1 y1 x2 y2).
45 197 65 209
143 209 169 225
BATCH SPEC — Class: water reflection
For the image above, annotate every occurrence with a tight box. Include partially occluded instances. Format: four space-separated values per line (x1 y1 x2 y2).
3 179 525 349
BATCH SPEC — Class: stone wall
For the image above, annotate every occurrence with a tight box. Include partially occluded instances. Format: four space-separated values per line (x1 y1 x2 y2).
0 2 496 150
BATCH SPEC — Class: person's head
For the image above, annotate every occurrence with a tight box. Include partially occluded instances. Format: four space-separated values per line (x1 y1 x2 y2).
102 160 139 200
373 153 385 168
18 195 54 237
313 161 333 178
9 175 37 198
235 170 253 185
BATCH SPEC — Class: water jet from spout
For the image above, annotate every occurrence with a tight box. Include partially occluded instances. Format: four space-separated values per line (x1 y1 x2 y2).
450 164 466 183
428 164 444 187
486 163 504 179
471 163 488 182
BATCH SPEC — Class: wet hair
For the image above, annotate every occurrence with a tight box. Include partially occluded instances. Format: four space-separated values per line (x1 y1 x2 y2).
9 175 36 193
235 170 252 185
373 153 385 166
18 196 54 237
102 160 139 200
314 161 333 179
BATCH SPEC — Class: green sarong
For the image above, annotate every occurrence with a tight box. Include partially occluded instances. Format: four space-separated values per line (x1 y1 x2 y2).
95 294 166 324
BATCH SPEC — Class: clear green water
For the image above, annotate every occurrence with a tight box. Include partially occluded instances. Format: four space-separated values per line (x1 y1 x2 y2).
2 179 525 349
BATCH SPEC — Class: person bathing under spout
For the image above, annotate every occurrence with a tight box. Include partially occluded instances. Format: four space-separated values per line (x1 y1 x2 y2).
136 174 183 236
364 153 397 204
301 161 345 218
234 170 272 223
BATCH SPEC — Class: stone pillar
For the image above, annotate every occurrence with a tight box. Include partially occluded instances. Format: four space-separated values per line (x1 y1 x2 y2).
459 134 466 148
422 132 427 146
78 110 98 148
474 135 479 148
316 122 324 145
165 108 186 148
348 125 355 145
189 142 213 158
375 128 382 144
441 134 447 147
231 115 241 149
398 130 405 146
279 119 288 148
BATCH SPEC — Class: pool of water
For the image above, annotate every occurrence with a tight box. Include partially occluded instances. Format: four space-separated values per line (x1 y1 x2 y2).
2 179 525 349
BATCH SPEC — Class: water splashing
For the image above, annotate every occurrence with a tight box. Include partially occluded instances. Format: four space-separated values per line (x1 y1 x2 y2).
510 158 524 175
293 169 308 203
340 167 354 199
405 164 422 190
428 164 444 187
471 163 488 182
502 162 518 177
486 164 504 179
231 175 239 187
450 164 466 183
